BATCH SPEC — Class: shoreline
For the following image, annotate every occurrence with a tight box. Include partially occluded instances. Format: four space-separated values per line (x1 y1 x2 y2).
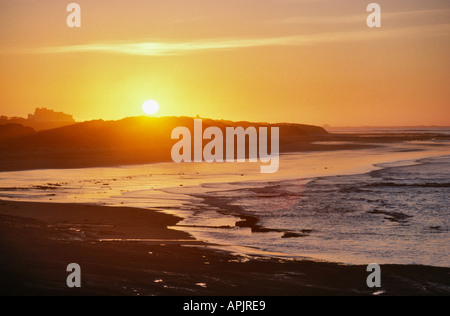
160 153 450 266
0 150 449 267
1 139 449 295
0 199 449 296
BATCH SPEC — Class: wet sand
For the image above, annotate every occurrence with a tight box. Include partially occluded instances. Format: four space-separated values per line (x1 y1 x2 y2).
0 200 448 296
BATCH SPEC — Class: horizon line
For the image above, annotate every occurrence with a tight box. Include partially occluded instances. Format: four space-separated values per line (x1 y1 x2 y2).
2 113 450 129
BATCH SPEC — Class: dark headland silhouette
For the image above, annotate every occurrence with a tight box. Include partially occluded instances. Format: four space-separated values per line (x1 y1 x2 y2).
0 110 449 172
0 124 35 142
0 115 327 171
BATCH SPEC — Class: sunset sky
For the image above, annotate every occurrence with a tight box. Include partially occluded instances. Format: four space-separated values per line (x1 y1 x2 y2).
0 0 449 126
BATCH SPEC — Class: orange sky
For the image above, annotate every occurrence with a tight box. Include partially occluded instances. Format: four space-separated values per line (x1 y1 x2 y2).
0 0 449 126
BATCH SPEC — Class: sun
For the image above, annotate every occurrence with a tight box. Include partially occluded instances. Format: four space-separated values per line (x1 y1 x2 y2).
142 100 159 115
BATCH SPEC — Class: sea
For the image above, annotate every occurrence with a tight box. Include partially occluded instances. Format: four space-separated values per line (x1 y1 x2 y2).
0 135 449 267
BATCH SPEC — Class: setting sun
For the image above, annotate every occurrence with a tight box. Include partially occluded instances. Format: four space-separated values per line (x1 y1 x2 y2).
142 100 159 115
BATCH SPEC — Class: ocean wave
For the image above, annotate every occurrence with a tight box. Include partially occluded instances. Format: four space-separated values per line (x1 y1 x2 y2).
364 182 450 188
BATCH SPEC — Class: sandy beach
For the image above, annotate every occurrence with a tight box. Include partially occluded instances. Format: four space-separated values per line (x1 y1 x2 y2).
0 200 448 296
1 131 449 296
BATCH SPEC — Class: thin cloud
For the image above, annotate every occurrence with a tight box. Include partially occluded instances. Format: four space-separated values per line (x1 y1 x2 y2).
271 8 450 25
32 38 295 56
3 23 450 56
